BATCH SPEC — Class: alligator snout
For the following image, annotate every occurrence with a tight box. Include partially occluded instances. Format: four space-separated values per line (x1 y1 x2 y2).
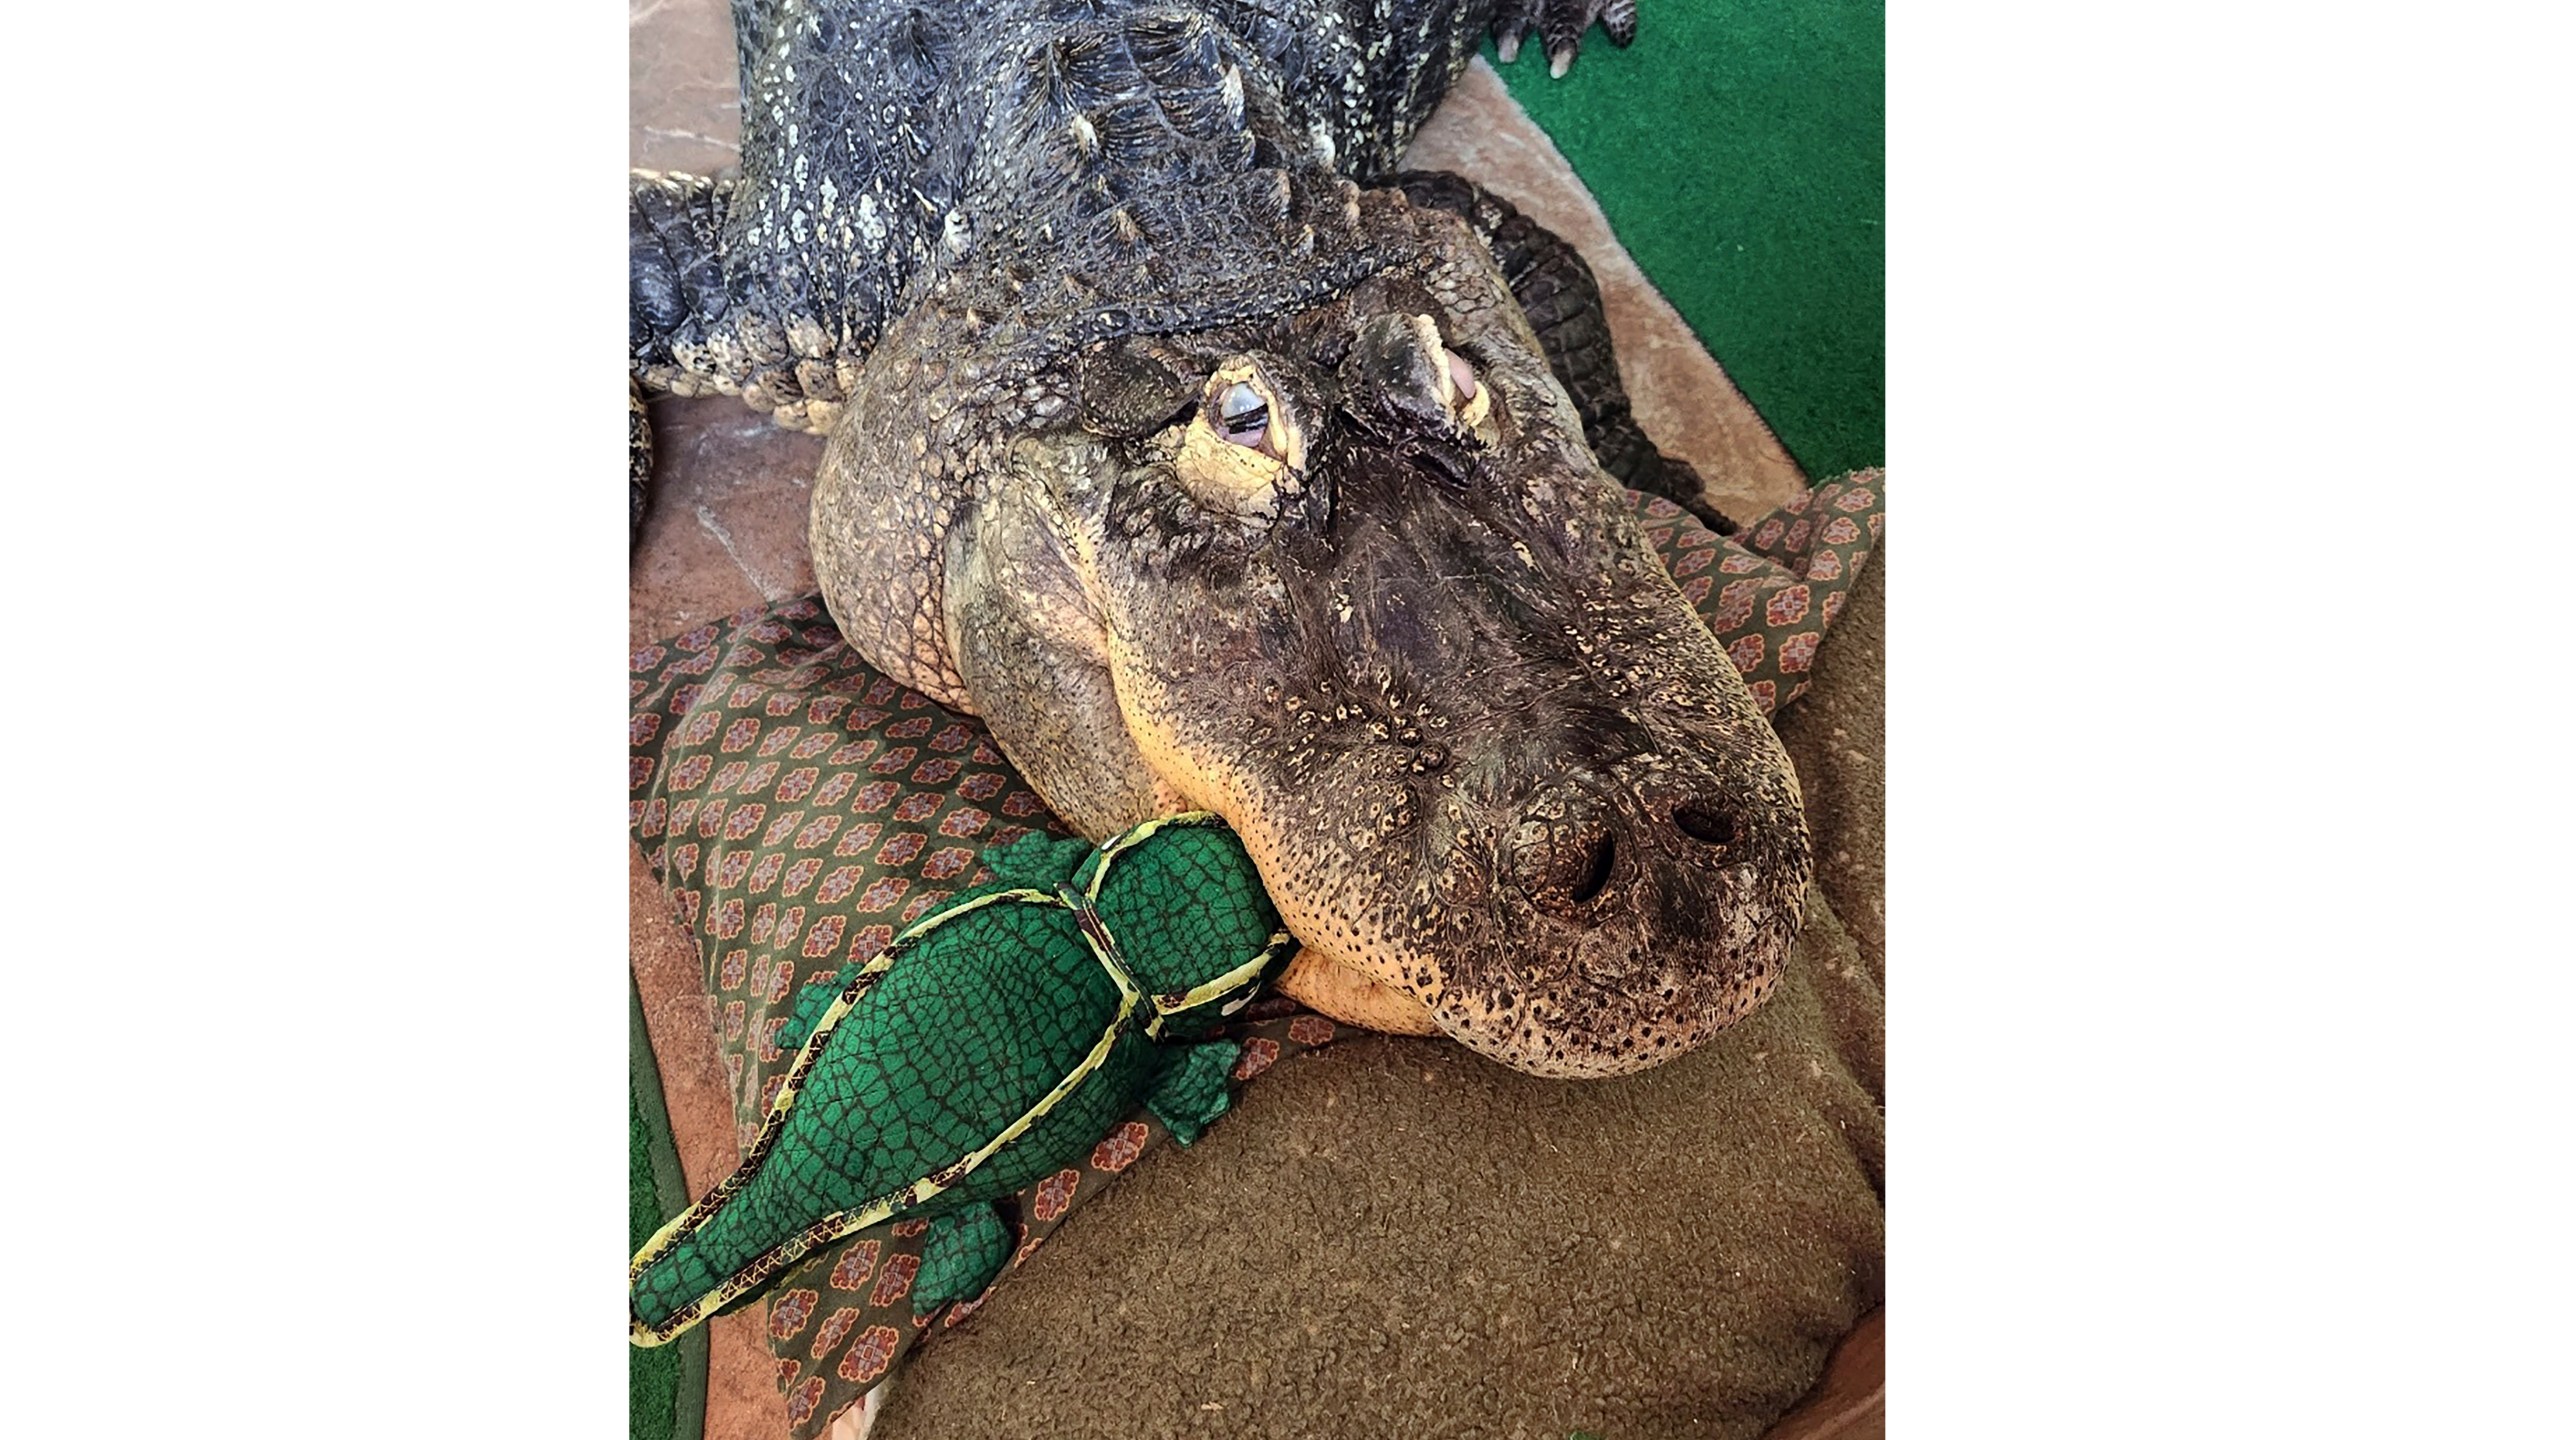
1423 749 1804 1078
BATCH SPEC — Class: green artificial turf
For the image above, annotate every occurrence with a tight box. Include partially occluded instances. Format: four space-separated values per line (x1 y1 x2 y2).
633 983 706 1440
1490 0 1885 480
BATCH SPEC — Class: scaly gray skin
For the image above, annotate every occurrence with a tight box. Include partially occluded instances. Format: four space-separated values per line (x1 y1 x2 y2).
631 0 1811 1079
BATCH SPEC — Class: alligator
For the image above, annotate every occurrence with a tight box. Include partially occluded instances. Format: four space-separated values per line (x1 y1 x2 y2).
630 0 1813 1078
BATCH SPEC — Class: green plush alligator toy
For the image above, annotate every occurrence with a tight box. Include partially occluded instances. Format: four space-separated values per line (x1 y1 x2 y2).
630 813 1294 1346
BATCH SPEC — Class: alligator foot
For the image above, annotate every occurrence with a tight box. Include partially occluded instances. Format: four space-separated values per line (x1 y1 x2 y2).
1146 1040 1245 1146
1491 0 1640 77
912 1201 1013 1313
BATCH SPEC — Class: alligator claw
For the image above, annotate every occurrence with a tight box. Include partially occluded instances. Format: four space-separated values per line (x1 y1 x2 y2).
1492 0 1633 79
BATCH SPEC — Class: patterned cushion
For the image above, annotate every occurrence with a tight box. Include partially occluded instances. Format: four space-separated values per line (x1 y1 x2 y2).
628 473 1883 1437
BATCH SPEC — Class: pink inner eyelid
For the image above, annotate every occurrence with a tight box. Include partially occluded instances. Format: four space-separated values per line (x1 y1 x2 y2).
1447 352 1480 401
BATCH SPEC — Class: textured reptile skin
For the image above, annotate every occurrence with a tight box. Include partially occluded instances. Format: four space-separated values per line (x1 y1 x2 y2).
626 1 1837 1082
626 0 1526 427
629 814 1292 1345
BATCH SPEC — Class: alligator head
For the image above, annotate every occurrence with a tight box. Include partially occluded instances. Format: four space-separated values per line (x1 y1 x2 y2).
812 199 1810 1079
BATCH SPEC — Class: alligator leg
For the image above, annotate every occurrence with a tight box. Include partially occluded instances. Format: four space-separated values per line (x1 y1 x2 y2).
629 169 860 537
1390 170 1742 534
1145 1040 1245 1146
630 169 758 398
629 169 735 543
912 1201 1013 1312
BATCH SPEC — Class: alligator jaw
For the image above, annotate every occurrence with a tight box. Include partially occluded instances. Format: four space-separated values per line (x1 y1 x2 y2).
1275 945 1438 1034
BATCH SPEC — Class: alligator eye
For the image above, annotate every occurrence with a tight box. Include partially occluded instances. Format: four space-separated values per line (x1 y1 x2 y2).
1214 381 1270 449
1175 358 1306 517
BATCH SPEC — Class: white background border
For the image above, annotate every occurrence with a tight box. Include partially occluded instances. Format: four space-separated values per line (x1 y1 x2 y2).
5 2 2553 1433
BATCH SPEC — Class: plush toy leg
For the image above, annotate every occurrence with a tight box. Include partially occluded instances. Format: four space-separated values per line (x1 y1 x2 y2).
1145 1040 1244 1146
773 977 841 1054
912 1202 1013 1313
977 829 1093 891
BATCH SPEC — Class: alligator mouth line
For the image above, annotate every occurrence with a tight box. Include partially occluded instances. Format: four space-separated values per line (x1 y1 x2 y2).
1272 940 1439 1035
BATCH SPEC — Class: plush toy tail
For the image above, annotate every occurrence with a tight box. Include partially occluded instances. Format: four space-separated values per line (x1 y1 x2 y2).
631 1149 866 1346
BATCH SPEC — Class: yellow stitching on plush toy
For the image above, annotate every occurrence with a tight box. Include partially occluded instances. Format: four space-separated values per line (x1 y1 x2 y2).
1151 927 1295 1017
629 890 1065 1296
631 927 1140 1346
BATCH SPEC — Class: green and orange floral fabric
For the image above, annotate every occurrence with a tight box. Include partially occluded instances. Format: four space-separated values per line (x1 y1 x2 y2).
629 474 1881 1438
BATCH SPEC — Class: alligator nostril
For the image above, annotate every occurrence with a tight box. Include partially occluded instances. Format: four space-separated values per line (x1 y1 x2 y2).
1674 803 1739 847
1567 830 1615 905
1511 815 1619 916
